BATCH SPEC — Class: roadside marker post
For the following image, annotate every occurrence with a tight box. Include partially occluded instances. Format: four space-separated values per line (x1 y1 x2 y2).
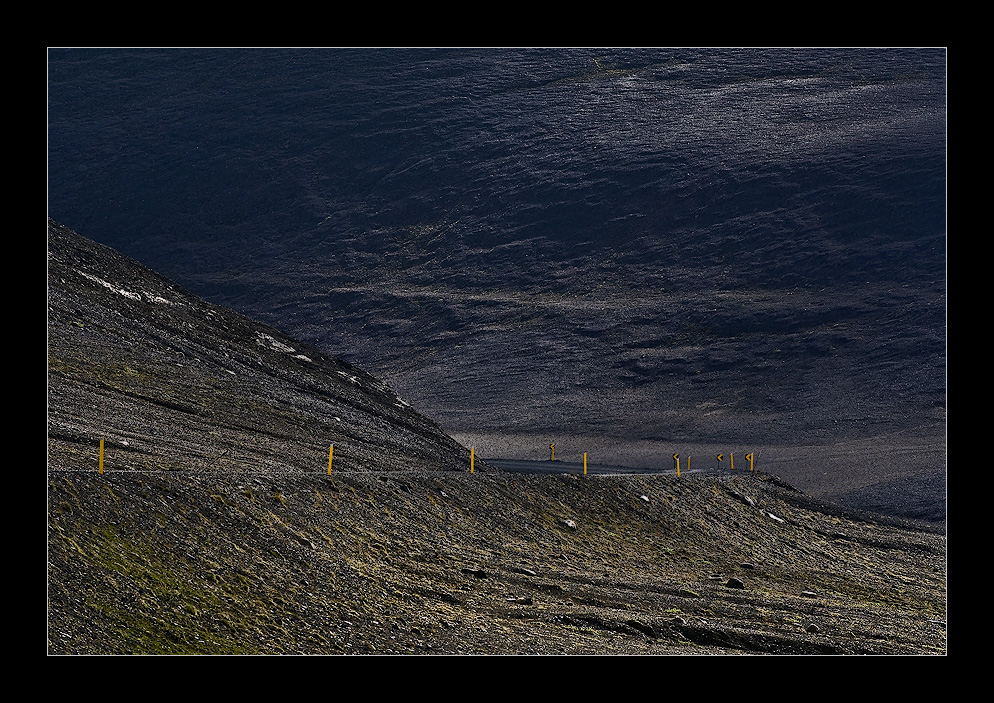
746 453 754 472
673 453 680 477
583 452 587 475
99 438 104 474
328 445 334 475
471 447 474 474
730 453 734 471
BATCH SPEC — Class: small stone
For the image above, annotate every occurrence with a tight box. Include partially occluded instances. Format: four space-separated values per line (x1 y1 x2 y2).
725 577 745 589
801 590 818 598
561 519 577 530
806 623 820 633
740 562 756 570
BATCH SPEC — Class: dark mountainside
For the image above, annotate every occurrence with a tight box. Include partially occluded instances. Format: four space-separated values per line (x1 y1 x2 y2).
47 221 945 655
46 48 946 522
47 220 469 477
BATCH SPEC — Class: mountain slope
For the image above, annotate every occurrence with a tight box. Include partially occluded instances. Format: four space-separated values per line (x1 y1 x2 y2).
47 49 946 515
47 221 945 655
47 218 471 476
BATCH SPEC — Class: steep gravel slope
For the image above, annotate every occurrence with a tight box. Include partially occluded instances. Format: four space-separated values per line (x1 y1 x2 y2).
47 219 470 477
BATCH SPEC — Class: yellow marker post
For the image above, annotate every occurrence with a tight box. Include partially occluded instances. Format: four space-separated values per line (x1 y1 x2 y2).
583 452 587 475
550 444 555 462
470 447 475 474
730 453 734 471
328 445 334 475
99 438 104 474
746 453 754 472
673 453 680 477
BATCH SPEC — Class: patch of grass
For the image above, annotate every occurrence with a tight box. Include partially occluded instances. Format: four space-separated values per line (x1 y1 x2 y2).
63 521 274 654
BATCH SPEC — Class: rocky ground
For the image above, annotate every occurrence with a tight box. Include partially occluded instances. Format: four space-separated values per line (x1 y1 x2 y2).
47 221 946 655
48 468 946 655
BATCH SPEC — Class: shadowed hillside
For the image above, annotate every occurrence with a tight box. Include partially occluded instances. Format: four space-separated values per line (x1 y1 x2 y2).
47 48 946 521
47 222 945 655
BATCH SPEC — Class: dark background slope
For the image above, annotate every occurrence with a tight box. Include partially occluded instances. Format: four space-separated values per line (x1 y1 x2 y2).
47 48 946 518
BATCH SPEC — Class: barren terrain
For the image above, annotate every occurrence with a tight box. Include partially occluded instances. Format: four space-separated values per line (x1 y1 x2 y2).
47 222 946 655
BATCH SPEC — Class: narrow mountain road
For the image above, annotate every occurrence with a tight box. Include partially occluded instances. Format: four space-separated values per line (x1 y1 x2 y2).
486 458 711 476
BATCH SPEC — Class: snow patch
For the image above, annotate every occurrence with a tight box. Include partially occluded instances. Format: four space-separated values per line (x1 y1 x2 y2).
255 332 296 354
80 271 141 300
79 271 176 305
337 371 361 385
